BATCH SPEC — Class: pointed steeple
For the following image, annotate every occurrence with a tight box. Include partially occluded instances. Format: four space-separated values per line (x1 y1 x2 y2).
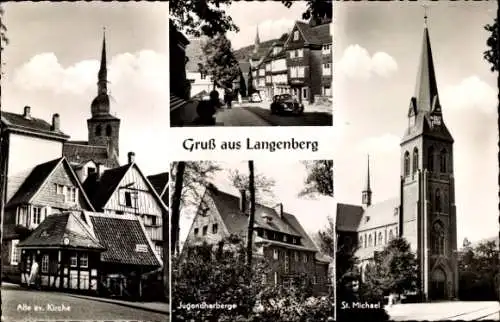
362 155 372 207
413 14 440 113
253 25 260 54
97 27 108 95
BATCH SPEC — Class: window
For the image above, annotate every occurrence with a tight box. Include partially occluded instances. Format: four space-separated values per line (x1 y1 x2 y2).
432 221 445 255
435 189 442 212
302 87 307 99
289 50 296 59
322 44 331 54
80 271 90 290
294 251 299 261
87 167 96 176
427 147 435 172
404 151 410 176
70 253 78 267
373 232 377 246
212 223 218 234
194 228 199 236
151 216 157 226
389 230 394 241
32 207 42 226
106 125 112 137
413 148 419 174
95 125 102 136
69 187 77 203
283 235 287 243
364 235 367 248
378 232 383 245
123 190 138 208
293 30 299 41
440 149 447 173
323 63 331 76
368 234 373 247
259 69 265 76
274 271 279 285
11 240 20 265
265 63 271 71
80 253 88 268
55 184 64 195
359 236 363 248
284 253 289 273
298 66 305 78
303 254 308 263
297 49 303 57
271 249 278 260
155 245 163 258
41 254 49 273
202 226 208 236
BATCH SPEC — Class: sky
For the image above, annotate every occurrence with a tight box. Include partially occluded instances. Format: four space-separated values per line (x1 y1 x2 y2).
179 160 334 248
1 2 169 176
333 2 497 243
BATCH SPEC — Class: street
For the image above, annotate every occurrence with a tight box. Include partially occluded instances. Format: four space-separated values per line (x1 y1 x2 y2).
386 301 500 321
215 102 332 126
1 284 168 322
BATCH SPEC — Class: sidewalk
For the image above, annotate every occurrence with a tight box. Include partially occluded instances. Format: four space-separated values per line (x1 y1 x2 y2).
2 282 169 315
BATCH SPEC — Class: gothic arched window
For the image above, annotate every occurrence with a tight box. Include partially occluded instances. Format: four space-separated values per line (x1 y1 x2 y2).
106 125 112 137
368 234 373 247
435 189 442 212
378 232 383 245
440 149 447 173
95 125 102 136
359 236 363 248
432 221 445 255
404 151 410 176
427 147 435 172
364 234 367 248
412 148 419 173
374 232 377 246
389 230 394 241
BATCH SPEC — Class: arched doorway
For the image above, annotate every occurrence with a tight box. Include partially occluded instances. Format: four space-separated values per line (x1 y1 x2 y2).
431 268 447 300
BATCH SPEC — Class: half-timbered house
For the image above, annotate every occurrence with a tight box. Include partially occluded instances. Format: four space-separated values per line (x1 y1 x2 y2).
1 157 94 282
82 152 166 259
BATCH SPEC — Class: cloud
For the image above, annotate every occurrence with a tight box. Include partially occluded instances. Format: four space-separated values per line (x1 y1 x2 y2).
357 133 400 154
440 76 497 114
13 50 168 98
336 44 398 80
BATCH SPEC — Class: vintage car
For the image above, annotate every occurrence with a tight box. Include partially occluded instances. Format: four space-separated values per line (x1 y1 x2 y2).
249 92 262 103
270 94 304 115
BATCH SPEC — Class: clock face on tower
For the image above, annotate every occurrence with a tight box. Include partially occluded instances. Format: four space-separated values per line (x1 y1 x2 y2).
430 115 441 126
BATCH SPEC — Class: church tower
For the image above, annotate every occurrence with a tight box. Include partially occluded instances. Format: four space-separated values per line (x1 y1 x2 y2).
362 155 372 207
399 16 458 302
253 26 260 54
87 28 121 158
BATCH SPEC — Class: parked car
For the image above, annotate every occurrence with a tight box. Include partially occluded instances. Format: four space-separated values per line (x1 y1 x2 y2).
249 92 262 103
270 94 304 115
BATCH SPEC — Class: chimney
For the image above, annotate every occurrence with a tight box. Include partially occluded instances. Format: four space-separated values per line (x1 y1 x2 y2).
23 106 31 119
128 151 135 164
275 203 283 218
239 189 246 213
51 114 60 131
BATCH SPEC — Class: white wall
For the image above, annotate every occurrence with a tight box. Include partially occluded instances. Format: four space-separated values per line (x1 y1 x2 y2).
7 133 63 201
271 59 287 72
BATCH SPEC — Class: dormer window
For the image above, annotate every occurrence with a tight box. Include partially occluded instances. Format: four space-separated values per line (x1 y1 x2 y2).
293 30 299 41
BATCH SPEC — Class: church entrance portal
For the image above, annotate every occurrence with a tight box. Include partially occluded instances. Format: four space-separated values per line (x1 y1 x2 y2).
431 268 447 300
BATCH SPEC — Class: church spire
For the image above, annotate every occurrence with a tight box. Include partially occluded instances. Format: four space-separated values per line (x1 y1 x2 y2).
413 11 440 113
253 25 260 54
97 27 108 95
362 155 372 207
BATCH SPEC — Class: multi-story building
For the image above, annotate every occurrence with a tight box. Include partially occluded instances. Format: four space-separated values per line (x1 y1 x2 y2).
82 152 166 259
259 35 290 99
284 20 332 104
184 184 330 294
336 22 458 301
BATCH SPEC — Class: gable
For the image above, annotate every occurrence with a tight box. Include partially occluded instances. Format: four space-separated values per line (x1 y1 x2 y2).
102 165 163 216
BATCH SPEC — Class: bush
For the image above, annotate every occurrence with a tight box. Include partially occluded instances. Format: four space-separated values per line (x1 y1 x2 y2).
172 240 335 321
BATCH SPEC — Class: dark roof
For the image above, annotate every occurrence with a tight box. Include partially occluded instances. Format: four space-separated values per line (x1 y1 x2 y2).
147 172 169 206
290 21 331 47
233 38 279 61
336 203 364 232
206 187 318 252
6 158 62 207
83 164 132 210
18 212 104 250
63 142 120 168
357 198 399 231
401 112 454 144
87 213 161 266
1 111 69 140
239 61 251 75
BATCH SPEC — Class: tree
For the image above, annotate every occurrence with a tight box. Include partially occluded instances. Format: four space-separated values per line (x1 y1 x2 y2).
484 18 498 72
170 161 221 255
300 160 333 197
362 238 419 301
245 161 256 281
282 0 333 23
229 168 276 204
202 34 241 90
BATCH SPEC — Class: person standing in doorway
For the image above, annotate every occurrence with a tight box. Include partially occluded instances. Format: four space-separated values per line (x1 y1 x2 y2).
28 256 40 290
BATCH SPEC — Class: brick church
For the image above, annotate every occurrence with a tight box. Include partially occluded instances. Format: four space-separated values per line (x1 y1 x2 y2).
336 20 459 301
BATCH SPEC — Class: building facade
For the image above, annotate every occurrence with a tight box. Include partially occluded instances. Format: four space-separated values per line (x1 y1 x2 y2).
336 23 458 301
184 185 330 294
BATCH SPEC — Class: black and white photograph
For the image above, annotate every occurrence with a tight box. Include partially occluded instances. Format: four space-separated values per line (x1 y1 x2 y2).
0 3 168 321
334 2 499 321
170 160 335 320
170 1 333 127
